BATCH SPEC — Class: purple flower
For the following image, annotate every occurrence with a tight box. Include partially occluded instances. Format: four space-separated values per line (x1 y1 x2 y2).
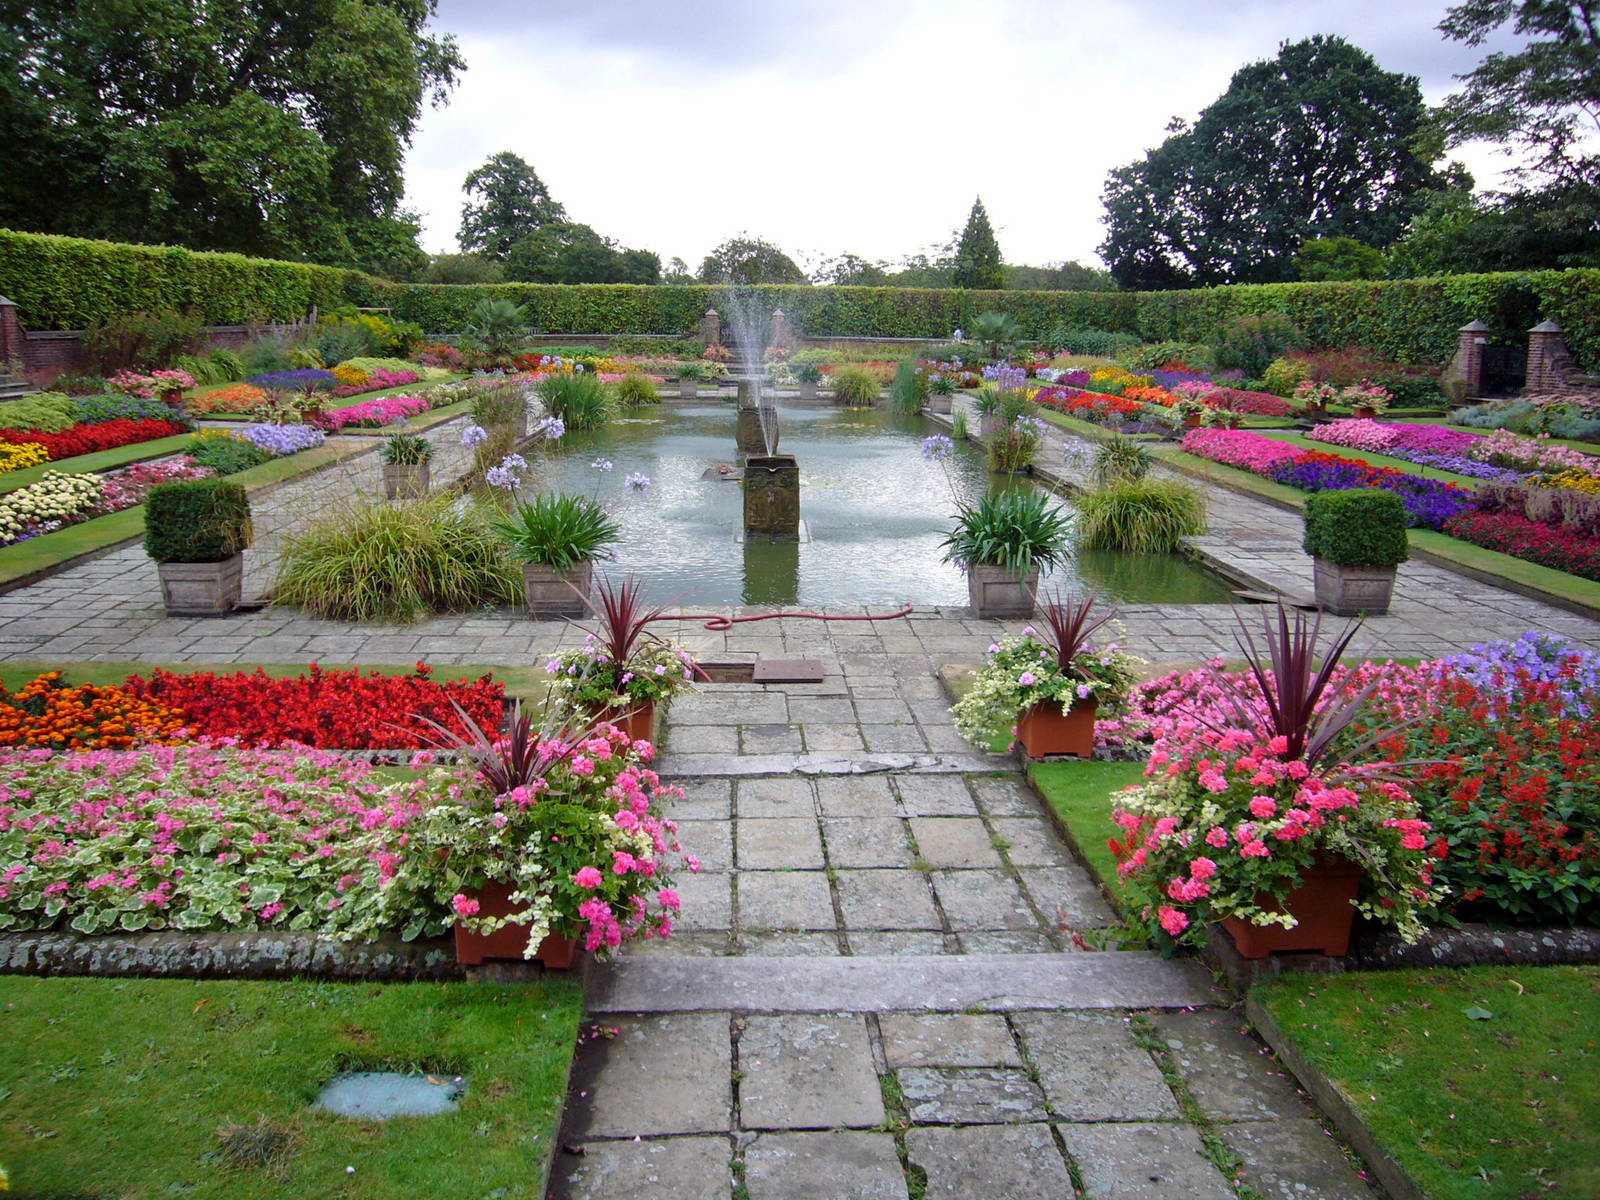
460 423 488 448
536 415 566 440
921 434 954 461
625 472 651 495
246 369 337 391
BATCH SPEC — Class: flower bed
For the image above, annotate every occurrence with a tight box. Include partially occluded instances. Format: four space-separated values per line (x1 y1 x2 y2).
0 443 50 474
107 369 195 399
1179 428 1304 477
314 395 431 432
0 458 216 547
186 383 269 415
0 417 190 462
327 367 422 399
1442 510 1600 581
245 369 337 391
0 672 188 751
232 423 326 457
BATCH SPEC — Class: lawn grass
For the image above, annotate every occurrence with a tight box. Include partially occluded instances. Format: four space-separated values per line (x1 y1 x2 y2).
1027 759 1147 909
0 434 195 494
0 975 584 1200
1252 966 1600 1200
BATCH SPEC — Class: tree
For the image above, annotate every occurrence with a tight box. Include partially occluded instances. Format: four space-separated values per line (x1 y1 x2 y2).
1387 182 1600 273
458 152 566 259
662 257 696 285
1098 36 1442 287
1438 0 1600 187
0 0 462 268
1003 262 1118 291
504 223 660 284
698 236 807 285
422 254 506 285
812 253 891 286
951 198 1005 289
1295 237 1388 281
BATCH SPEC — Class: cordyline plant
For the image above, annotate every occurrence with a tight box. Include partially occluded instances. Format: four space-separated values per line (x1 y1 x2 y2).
545 575 700 721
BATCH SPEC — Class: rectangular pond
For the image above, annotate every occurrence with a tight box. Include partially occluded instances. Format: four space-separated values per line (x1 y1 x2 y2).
538 402 1235 608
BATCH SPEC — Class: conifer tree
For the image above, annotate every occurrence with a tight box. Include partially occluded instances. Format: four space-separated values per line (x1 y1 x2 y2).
951 198 1005 289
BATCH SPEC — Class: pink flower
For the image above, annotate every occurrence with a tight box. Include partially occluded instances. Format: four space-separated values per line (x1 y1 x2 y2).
1198 769 1228 794
451 894 480 917
1204 826 1229 848
657 887 681 911
612 851 637 875
1248 796 1277 819
1189 856 1217 882
1239 840 1270 858
574 866 603 888
1158 905 1189 936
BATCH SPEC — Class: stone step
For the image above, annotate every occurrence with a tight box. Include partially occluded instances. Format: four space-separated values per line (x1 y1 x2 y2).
585 951 1223 1014
654 750 1001 778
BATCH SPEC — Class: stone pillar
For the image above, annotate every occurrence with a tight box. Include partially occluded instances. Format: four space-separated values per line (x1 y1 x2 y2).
698 307 722 347
743 455 799 540
1525 320 1573 393
1453 320 1488 399
736 408 766 455
0 296 22 370
768 307 796 351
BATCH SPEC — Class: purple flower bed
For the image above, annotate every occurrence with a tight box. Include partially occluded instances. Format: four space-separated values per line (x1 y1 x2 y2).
246 369 337 391
1151 368 1212 388
235 424 327 457
1405 454 1524 483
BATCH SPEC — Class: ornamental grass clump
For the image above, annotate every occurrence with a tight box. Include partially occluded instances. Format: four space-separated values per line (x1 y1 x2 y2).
610 373 661 407
940 489 1072 574
987 414 1048 473
949 589 1141 747
538 371 611 430
829 365 881 407
492 493 620 569
1093 437 1153 486
273 495 521 622
1074 478 1207 553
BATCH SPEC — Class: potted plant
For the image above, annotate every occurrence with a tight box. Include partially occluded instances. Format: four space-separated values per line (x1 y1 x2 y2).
543 575 698 743
1341 381 1392 420
360 703 693 967
1293 379 1338 416
380 433 434 499
1303 489 1409 616
677 360 706 399
926 372 957 415
493 493 620 617
793 362 823 401
940 489 1072 619
1175 397 1207 429
1110 602 1441 957
143 479 253 616
950 589 1140 758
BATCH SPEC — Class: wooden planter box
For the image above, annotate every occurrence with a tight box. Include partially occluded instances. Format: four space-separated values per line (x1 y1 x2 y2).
1015 696 1098 758
156 554 244 617
926 394 953 415
522 561 594 618
1222 856 1363 958
966 563 1040 619
1312 557 1397 617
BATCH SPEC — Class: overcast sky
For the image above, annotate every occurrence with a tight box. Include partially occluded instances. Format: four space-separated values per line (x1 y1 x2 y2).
402 0 1526 273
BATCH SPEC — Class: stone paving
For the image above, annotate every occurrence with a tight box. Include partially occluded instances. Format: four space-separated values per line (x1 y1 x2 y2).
1 402 1592 1198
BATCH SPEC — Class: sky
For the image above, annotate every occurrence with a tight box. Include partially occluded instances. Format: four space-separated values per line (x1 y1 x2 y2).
401 0 1528 274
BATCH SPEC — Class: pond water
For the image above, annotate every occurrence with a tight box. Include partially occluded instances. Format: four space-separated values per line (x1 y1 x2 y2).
537 402 1234 608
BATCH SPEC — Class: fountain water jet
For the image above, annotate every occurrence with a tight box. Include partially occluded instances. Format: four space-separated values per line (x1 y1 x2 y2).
716 287 799 540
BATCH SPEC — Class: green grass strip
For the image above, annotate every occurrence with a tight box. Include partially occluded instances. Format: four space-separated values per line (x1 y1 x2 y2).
0 975 584 1200
1252 966 1600 1200
0 434 196 494
1027 759 1147 909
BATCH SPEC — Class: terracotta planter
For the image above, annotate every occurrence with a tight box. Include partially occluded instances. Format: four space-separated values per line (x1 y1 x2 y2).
1221 855 1364 958
1015 696 1098 758
966 563 1040 619
1352 405 1377 420
1302 402 1326 418
1183 413 1202 429
160 387 184 406
522 560 593 618
1312 557 1397 617
156 554 244 616
585 698 656 744
453 879 578 967
382 461 430 500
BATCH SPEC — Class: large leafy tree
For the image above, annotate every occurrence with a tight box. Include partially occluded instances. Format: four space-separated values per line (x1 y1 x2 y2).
1099 36 1442 287
0 0 463 274
698 236 807 285
505 222 659 284
951 198 1004 290
457 152 565 259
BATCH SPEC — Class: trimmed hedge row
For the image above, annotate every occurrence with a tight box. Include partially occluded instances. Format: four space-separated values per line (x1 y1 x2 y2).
2 228 1596 371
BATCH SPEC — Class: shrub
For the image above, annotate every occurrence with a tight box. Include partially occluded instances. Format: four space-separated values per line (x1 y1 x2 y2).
1302 489 1410 567
829 365 881 407
330 363 370 389
0 393 81 433
1116 341 1215 373
273 495 522 621
1212 312 1304 378
1261 356 1312 397
1046 326 1141 357
1074 478 1207 552
492 494 620 568
185 433 270 476
80 309 203 373
143 479 252 563
537 371 611 431
611 373 661 406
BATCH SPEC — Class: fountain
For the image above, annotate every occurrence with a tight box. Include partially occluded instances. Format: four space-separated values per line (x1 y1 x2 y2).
716 289 799 540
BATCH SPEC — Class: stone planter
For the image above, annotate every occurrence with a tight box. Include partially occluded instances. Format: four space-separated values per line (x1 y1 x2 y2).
522 560 594 618
156 554 244 617
1015 696 1097 759
1312 557 1397 617
797 379 819 401
382 462 430 500
966 563 1040 619
926 394 953 416
1221 855 1363 958
680 378 700 399
453 879 578 967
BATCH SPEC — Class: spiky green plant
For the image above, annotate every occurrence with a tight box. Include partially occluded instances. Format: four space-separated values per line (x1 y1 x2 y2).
1073 478 1206 553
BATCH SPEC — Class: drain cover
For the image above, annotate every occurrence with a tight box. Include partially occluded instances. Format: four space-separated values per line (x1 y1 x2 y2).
314 1071 465 1119
752 658 825 684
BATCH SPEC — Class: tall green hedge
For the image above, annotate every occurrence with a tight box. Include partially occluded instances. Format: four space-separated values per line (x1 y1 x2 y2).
2 228 1596 371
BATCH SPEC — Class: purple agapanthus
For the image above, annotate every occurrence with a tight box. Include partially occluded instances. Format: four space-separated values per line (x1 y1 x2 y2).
1403 454 1524 483
236 423 325 457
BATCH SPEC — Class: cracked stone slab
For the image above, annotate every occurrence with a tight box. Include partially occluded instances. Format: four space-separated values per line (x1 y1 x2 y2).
1058 1121 1236 1200
743 1131 908 1200
1217 1117 1380 1200
586 952 1220 1014
554 1135 731 1200
907 1124 1075 1198
738 1015 885 1129
898 1067 1048 1123
1147 1010 1309 1122
1013 1012 1181 1122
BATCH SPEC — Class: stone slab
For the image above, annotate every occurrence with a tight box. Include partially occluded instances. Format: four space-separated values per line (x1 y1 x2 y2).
1013 1012 1181 1122
822 818 914 868
1148 1010 1309 1122
815 777 900 817
656 752 993 778
908 817 1005 869
1016 867 1118 929
586 952 1220 1014
743 1131 908 1200
737 871 837 932
736 777 817 817
906 1123 1074 1198
737 818 825 869
880 1013 1023 1069
898 1067 1048 1123
738 1015 885 1129
930 869 1038 931
846 931 949 956
894 775 981 816
987 816 1073 867
674 871 733 932
556 1135 731 1200
1058 1121 1235 1200
834 869 943 932
567 1013 731 1138
753 657 824 683
674 821 733 871
1217 1117 1379 1200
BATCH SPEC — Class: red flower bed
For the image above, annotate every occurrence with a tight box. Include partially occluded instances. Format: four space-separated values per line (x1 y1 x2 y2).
122 663 506 749
0 418 188 461
1442 510 1600 582
1207 388 1293 417
1035 386 1143 422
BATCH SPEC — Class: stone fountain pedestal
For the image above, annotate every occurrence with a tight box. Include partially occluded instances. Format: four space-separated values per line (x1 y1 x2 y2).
743 455 800 540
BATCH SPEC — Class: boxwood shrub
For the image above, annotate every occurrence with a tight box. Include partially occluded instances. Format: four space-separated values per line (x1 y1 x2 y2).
143 479 252 563
1302 489 1410 567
